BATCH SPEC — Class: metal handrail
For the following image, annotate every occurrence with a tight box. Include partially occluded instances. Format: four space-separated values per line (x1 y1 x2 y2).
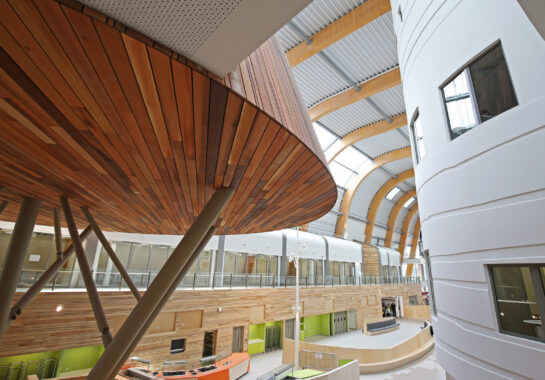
9 269 421 291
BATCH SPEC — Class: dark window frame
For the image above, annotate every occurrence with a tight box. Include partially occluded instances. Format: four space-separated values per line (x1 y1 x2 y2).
422 249 437 316
409 109 425 164
488 264 545 343
170 338 186 354
440 40 518 141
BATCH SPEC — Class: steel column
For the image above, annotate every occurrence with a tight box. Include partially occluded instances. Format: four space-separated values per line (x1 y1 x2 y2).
8 226 91 324
81 207 141 301
60 197 112 347
0 200 9 217
0 197 41 342
88 187 234 380
53 208 63 256
108 225 219 380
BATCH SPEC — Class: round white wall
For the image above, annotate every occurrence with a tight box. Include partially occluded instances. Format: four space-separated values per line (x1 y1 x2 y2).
391 0 545 378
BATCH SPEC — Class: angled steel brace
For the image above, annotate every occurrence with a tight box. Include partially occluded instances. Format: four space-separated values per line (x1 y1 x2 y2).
8 225 91 325
0 200 9 217
53 208 63 257
109 224 219 379
81 207 141 301
0 197 41 343
60 197 112 347
88 187 235 380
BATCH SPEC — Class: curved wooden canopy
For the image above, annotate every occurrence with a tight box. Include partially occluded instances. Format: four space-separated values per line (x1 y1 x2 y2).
334 146 411 237
363 169 414 243
0 0 336 235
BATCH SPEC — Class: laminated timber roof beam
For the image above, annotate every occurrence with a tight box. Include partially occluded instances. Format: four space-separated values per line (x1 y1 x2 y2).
334 146 412 237
398 204 419 260
286 0 392 67
309 68 401 121
363 169 415 243
384 190 417 248
405 219 421 276
326 113 407 163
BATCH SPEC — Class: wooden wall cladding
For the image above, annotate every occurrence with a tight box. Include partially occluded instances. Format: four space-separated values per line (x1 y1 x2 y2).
362 244 380 277
1 284 422 366
0 0 336 235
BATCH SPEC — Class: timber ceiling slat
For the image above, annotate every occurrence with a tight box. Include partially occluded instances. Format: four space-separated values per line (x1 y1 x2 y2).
0 0 336 234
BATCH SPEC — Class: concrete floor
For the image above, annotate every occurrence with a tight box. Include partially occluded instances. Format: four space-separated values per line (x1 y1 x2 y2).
304 319 424 349
240 319 445 380
240 348 445 380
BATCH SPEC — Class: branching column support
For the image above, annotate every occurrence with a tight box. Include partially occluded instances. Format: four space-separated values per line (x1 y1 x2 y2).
0 197 41 343
88 187 235 380
0 200 9 217
53 208 63 257
8 226 91 325
81 207 141 301
60 196 112 347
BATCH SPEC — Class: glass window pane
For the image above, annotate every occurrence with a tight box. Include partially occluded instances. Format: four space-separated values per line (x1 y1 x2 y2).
335 147 370 169
412 114 425 161
149 246 169 272
469 44 517 122
129 244 150 271
491 266 541 338
313 123 337 150
199 250 212 274
97 246 109 272
541 267 545 293
24 233 53 270
403 197 416 208
386 187 401 201
443 70 478 138
112 242 131 273
329 161 354 187
269 256 278 275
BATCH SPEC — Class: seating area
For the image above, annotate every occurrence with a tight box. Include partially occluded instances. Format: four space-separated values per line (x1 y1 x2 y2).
364 318 400 336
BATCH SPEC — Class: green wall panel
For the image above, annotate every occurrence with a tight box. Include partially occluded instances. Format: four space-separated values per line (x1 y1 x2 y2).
56 344 104 376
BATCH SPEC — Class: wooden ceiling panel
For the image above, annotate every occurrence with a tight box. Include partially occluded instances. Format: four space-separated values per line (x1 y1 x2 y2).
0 0 336 235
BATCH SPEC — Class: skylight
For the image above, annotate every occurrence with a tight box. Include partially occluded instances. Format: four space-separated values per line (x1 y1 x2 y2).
335 147 370 169
386 187 401 200
329 161 354 188
313 122 337 151
403 197 416 208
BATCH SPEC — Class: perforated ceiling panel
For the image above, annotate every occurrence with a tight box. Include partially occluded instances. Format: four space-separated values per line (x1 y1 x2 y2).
80 0 311 77
82 0 243 57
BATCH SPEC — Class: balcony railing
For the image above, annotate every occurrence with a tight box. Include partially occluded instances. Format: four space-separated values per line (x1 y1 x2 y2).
13 269 421 291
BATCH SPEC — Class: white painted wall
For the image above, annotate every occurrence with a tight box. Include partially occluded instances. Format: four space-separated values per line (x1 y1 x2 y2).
391 0 545 378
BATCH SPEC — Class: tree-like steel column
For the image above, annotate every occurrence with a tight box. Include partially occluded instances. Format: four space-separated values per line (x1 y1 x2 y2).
88 187 234 380
8 226 91 325
53 208 63 257
107 224 219 379
81 207 141 301
60 197 112 347
0 197 41 342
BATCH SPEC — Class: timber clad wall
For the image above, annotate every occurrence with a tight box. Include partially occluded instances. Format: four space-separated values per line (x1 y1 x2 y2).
2 284 420 366
362 245 380 276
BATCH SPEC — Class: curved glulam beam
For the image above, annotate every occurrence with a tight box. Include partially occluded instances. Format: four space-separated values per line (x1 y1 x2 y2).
326 113 407 163
398 205 419 261
334 147 412 237
384 190 416 247
286 0 391 66
363 169 414 243
310 69 401 122
405 219 421 276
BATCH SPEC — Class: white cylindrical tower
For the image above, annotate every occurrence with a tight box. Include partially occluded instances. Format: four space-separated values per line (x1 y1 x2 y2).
391 0 545 379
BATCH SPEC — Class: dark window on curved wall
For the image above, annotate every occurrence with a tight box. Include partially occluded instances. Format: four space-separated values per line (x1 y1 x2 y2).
442 42 517 139
410 110 425 163
490 265 545 341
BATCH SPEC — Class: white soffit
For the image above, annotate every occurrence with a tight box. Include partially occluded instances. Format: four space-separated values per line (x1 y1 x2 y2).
80 0 311 77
